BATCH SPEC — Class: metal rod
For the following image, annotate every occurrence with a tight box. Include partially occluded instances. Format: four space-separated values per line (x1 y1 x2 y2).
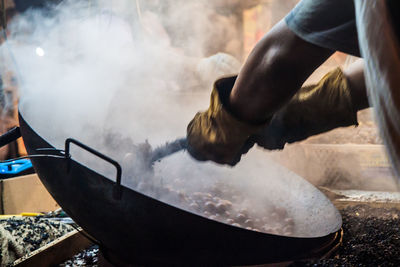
0 126 21 148
150 138 187 164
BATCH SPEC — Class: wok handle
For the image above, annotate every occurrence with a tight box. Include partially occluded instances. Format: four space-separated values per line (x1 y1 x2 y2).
65 138 123 200
0 127 21 148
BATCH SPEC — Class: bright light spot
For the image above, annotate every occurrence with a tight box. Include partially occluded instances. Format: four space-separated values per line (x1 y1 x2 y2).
36 47 45 57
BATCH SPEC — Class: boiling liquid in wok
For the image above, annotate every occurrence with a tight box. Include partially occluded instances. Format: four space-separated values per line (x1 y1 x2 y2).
136 177 295 236
114 143 296 236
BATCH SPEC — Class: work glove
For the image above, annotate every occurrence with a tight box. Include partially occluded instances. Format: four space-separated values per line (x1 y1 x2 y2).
186 76 267 165
252 67 359 150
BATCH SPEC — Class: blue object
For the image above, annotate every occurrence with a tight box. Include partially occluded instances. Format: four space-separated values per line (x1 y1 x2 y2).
0 159 33 176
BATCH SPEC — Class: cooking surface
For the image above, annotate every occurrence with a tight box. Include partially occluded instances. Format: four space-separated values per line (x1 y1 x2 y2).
292 204 400 266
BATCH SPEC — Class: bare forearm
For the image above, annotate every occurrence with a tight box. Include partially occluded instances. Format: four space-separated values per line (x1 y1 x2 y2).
229 20 334 123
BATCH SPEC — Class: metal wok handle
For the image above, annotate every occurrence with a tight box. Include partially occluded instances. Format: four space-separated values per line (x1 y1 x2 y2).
0 127 21 148
65 138 123 200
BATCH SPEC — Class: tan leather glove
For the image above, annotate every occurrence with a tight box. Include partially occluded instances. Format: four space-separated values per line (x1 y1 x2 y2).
253 68 359 149
187 76 266 165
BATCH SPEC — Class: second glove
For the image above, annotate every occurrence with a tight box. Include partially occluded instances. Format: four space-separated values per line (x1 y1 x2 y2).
253 67 359 150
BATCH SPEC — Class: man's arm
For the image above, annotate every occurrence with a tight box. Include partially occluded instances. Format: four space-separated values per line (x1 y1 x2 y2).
229 20 334 123
186 20 370 165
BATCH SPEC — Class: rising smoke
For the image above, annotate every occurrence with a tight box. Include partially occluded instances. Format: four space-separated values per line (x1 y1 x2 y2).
0 0 341 238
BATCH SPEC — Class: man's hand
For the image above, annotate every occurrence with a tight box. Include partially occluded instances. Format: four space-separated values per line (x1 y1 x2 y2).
187 67 360 164
186 76 267 165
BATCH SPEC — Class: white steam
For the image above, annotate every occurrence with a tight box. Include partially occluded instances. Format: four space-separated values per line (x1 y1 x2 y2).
35 47 45 57
1 0 340 238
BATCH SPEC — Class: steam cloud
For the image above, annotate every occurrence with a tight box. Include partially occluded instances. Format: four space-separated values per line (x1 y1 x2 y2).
0 0 341 238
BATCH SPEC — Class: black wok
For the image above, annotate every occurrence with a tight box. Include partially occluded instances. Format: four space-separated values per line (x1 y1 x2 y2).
5 111 342 265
